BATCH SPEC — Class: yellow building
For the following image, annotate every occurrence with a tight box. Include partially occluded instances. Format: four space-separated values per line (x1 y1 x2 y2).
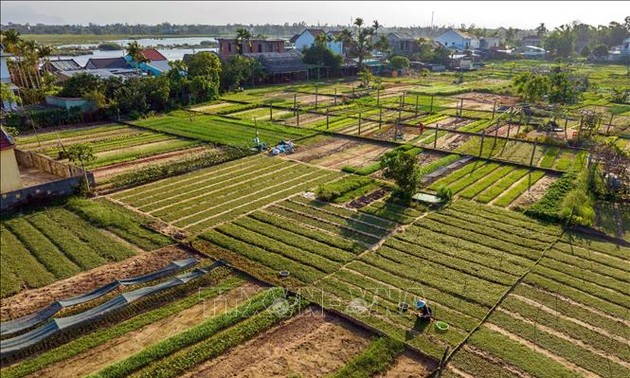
1 127 22 193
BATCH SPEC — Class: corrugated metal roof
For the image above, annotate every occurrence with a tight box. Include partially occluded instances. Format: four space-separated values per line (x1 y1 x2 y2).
46 59 81 71
85 57 129 69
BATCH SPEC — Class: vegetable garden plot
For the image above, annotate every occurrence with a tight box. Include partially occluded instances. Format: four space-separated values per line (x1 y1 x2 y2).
133 111 314 147
0 258 198 337
17 125 199 170
0 203 149 298
195 196 400 285
112 155 343 235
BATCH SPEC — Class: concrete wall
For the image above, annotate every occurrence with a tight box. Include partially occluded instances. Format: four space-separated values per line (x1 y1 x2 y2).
1 149 94 212
14 149 83 178
1 148 23 193
0 173 94 212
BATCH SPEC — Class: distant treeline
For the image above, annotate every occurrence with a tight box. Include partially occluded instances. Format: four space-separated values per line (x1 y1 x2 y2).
0 21 527 39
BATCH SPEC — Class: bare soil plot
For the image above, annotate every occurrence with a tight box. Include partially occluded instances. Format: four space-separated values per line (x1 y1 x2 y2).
436 133 473 150
284 112 328 127
181 307 373 378
0 245 191 321
33 282 264 378
288 137 358 164
507 174 558 210
309 142 392 169
191 102 236 112
376 350 436 378
453 92 520 109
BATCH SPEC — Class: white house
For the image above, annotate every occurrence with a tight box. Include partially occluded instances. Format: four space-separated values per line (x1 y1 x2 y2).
479 37 501 50
606 38 630 62
0 44 19 111
520 45 546 58
292 29 344 56
434 29 480 51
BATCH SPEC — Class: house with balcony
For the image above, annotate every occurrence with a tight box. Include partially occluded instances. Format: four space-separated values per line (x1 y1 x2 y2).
216 38 285 59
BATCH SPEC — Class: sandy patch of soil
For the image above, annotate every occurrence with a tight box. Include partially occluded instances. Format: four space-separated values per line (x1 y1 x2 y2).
182 307 373 378
311 143 391 169
0 245 192 321
508 174 558 210
376 350 436 378
436 133 471 151
453 92 520 107
34 282 264 378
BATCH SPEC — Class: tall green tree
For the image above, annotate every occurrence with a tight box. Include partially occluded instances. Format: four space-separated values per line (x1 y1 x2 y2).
335 17 378 68
380 148 421 202
66 143 95 193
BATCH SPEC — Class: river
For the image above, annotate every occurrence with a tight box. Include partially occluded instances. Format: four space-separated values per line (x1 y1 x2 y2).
54 36 220 66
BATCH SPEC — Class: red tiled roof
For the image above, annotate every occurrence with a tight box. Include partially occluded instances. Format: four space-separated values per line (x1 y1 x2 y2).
0 127 15 150
141 48 167 61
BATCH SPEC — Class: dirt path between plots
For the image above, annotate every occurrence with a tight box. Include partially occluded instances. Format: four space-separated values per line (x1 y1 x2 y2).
93 145 214 183
497 308 630 370
33 282 264 378
376 350 435 378
511 294 629 345
181 307 373 378
0 245 192 321
484 323 599 378
508 175 557 210
521 283 630 328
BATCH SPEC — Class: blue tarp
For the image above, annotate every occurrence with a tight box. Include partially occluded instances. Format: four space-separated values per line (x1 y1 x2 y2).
0 261 223 358
0 258 198 337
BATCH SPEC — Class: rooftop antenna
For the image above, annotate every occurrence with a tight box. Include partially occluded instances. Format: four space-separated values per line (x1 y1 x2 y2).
431 11 434 29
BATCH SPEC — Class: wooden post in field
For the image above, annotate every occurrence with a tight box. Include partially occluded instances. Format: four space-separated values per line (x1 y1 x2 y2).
379 106 383 129
293 94 297 115
352 85 355 97
459 98 464 117
398 96 402 125
479 130 485 157
430 95 434 113
401 92 406 110
269 100 273 120
315 85 319 109
606 114 614 135
506 122 511 138
516 122 522 136
564 117 569 140
415 95 419 116
358 113 362 135
326 107 330 129
493 125 499 150
492 101 497 119
529 142 537 167
434 124 439 149
377 88 380 106
296 106 300 126
334 88 337 106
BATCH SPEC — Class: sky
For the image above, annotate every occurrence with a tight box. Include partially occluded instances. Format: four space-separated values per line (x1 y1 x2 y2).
0 1 625 30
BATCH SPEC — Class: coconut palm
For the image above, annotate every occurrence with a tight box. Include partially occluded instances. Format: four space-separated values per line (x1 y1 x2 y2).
314 32 332 48
235 28 252 55
126 41 149 73
537 23 548 38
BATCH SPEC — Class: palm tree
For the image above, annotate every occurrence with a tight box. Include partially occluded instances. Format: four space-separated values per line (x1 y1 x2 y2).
36 44 53 89
235 28 252 55
314 33 332 48
536 23 547 38
1 29 26 87
126 41 148 73
372 20 381 38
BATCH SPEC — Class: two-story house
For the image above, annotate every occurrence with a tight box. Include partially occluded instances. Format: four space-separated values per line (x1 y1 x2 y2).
292 29 344 56
216 38 285 59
